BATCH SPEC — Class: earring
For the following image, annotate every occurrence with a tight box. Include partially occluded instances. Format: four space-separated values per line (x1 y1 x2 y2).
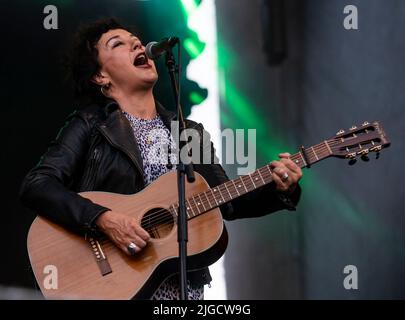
100 83 110 97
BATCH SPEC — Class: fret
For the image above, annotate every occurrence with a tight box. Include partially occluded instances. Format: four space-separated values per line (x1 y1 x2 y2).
226 180 236 198
291 155 301 167
232 180 241 196
248 173 257 188
212 186 225 205
311 146 319 160
266 164 273 177
223 182 232 199
197 193 206 211
257 169 266 184
252 172 263 186
240 176 249 193
299 152 307 167
191 196 201 214
185 199 193 217
235 179 245 194
217 186 225 204
210 188 219 206
218 184 229 202
203 191 212 210
324 140 332 155
243 175 254 191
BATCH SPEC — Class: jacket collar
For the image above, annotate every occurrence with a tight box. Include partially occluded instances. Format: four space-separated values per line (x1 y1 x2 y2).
98 99 177 178
98 104 144 178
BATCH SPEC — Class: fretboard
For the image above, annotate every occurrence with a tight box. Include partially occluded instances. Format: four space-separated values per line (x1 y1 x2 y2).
170 140 332 220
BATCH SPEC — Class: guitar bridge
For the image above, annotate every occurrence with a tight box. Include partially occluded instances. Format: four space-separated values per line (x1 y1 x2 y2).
88 237 112 276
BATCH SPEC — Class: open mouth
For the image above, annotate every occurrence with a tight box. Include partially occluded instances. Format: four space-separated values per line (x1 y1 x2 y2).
133 52 150 68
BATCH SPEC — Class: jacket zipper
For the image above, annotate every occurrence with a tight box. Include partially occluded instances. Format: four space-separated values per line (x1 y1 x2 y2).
89 148 101 189
82 147 101 190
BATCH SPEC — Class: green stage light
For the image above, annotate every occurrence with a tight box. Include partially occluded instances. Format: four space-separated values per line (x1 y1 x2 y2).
189 91 205 105
184 37 206 59
180 0 199 17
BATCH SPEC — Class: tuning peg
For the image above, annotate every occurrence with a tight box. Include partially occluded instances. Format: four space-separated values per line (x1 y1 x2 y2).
346 153 357 165
362 121 370 126
361 155 370 162
358 149 369 156
370 146 382 152
349 125 357 130
336 129 345 135
348 159 357 165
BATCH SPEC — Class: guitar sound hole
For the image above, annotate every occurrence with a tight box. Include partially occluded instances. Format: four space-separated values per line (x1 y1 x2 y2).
141 208 174 239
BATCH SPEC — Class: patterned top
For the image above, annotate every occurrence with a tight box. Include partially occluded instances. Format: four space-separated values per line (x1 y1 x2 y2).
123 111 204 300
123 111 177 186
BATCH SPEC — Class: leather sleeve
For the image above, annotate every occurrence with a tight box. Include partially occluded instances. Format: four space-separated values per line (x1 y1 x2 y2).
192 123 301 221
19 112 109 234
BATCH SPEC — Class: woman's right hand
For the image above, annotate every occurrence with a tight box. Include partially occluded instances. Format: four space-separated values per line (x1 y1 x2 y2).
95 210 150 255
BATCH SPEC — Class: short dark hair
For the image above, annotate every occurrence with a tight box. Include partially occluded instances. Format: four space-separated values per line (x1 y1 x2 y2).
67 18 129 105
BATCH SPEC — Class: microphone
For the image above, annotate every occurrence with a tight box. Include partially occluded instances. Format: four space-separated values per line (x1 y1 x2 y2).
145 37 179 60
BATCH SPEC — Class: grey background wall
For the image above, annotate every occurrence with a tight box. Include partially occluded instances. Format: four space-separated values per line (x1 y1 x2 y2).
218 0 405 299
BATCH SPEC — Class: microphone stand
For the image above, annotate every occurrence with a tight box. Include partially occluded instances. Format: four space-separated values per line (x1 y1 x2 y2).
165 42 195 300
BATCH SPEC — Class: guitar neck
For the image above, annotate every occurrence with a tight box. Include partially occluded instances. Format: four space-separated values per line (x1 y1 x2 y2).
171 140 332 219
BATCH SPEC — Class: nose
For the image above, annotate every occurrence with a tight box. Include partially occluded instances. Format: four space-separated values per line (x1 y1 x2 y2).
131 38 142 52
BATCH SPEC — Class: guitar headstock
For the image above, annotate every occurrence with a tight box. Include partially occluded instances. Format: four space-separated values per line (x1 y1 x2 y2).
328 121 390 163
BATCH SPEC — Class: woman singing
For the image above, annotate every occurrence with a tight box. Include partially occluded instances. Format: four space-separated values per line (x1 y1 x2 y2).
20 18 302 300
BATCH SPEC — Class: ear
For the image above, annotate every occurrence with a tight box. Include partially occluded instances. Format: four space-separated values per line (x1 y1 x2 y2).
91 71 110 87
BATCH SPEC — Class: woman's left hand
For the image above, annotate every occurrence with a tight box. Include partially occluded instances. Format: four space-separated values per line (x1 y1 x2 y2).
270 153 303 194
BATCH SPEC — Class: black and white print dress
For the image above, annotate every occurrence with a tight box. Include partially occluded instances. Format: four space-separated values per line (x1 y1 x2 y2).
123 111 204 300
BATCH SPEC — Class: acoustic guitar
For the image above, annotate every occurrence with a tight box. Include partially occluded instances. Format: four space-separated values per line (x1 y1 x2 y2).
27 121 390 299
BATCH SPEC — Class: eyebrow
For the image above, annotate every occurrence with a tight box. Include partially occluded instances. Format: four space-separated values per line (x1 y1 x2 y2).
106 34 138 47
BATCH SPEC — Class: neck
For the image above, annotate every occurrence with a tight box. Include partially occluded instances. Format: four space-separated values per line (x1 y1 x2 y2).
167 141 332 220
114 89 157 119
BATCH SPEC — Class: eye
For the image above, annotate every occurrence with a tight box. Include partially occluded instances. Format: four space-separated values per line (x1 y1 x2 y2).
112 41 123 48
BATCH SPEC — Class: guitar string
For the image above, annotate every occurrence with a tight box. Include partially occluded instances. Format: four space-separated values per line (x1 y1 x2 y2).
139 171 280 231
101 140 350 233
107 138 368 237
137 141 338 229
138 141 344 228
140 146 343 229
121 136 382 235
140 167 284 228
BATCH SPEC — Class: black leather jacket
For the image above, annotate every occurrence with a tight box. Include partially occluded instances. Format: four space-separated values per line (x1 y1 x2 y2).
20 100 300 290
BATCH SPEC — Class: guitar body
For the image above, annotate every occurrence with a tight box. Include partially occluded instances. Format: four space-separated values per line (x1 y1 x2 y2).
27 171 228 299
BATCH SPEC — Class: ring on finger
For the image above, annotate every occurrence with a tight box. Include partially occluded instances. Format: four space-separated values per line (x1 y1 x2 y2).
281 172 289 182
127 242 137 255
